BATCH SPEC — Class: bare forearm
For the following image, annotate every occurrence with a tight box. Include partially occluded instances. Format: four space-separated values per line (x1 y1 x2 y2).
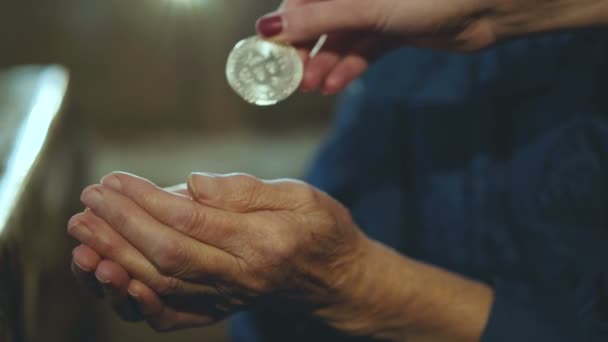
490 0 608 40
318 238 494 342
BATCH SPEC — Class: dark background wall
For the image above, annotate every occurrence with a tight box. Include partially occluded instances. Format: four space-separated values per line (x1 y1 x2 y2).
0 0 335 138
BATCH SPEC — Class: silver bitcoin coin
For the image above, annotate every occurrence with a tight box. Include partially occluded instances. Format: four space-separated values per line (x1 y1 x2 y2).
226 36 303 106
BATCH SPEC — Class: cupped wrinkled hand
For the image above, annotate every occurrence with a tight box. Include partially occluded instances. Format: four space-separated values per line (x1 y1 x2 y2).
68 172 367 332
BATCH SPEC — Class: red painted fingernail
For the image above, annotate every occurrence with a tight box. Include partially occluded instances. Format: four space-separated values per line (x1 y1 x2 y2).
256 14 283 38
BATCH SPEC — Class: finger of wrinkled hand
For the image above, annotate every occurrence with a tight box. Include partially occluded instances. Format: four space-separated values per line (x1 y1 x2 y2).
98 172 245 249
78 185 240 282
128 279 215 332
187 172 313 212
72 244 103 298
69 210 177 294
96 260 143 322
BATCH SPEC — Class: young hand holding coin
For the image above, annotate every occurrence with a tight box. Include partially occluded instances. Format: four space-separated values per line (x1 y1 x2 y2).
226 35 327 106
228 0 608 105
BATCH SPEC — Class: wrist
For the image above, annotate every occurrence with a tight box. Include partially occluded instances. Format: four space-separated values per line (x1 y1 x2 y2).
488 0 608 40
317 236 494 341
316 237 414 340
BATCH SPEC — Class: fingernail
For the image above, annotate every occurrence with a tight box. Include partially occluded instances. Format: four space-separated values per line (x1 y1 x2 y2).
68 224 93 240
95 272 111 285
256 14 283 38
189 173 219 199
128 289 140 299
101 175 122 192
73 260 92 272
81 187 103 207
68 214 81 229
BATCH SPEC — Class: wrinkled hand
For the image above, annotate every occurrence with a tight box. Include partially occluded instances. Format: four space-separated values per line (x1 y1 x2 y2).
69 172 367 332
70 183 190 324
270 0 608 94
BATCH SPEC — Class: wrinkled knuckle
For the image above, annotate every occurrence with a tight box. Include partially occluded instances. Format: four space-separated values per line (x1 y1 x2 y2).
95 238 117 258
275 239 296 260
112 209 132 231
78 213 100 231
231 173 262 191
314 208 343 235
153 276 181 297
79 221 117 257
334 204 354 226
99 238 131 262
240 261 273 293
152 239 187 276
175 206 206 236
259 237 297 264
232 173 265 205
296 184 320 204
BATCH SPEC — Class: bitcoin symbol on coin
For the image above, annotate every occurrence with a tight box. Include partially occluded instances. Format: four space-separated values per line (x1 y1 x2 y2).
238 51 289 100
226 36 303 106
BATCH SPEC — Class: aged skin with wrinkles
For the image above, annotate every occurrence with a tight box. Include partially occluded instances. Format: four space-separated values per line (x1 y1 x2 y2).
69 172 493 341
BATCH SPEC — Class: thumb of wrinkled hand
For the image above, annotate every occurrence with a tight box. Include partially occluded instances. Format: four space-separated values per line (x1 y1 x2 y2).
187 173 312 213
